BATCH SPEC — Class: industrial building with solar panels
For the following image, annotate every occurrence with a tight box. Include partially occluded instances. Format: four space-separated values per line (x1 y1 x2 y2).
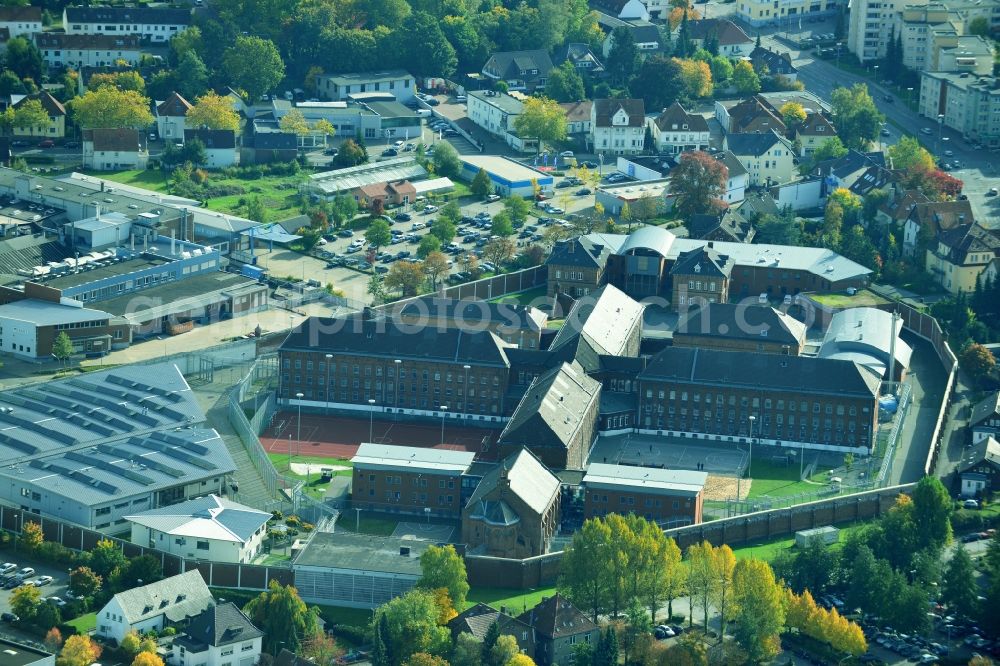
0 361 236 532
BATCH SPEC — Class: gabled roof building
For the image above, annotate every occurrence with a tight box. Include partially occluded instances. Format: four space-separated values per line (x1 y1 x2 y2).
170 602 263 666
517 594 600 666
97 570 213 643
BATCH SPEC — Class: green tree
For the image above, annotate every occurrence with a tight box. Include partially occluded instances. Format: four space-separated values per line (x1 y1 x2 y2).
490 211 514 237
712 545 737 640
430 218 457 244
223 36 285 103
366 219 393 252
593 626 619 666
4 37 42 81
69 567 102 598
368 272 387 304
394 12 457 78
911 475 953 551
331 195 359 226
513 97 567 154
732 60 761 94
372 613 393 666
246 195 268 223
488 635 519 666
545 61 585 102
301 632 343 666
418 544 470 608
432 141 463 179
942 547 978 619
502 196 531 225
20 521 42 552
779 102 806 127
12 99 50 135
243 581 320 655
686 541 715 632
69 87 154 129
10 585 41 621
471 168 493 197
831 83 884 151
90 539 126 578
732 559 784 663
0 70 26 96
960 343 996 386
607 26 638 85
186 91 240 131
481 621 500 666
756 209 803 245
175 50 209 100
372 589 451 666
811 136 849 164
120 631 142 658
35 602 61 632
280 108 311 135
887 136 935 172
334 139 368 167
560 518 613 622
839 225 880 273
629 56 685 111
969 16 990 36
118 555 163 589
89 71 146 92
671 150 728 219
452 632 482 666
417 234 442 259
386 260 426 296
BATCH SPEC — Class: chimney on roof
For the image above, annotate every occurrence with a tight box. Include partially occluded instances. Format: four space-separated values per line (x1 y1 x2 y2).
959 214 965 223
707 241 714 248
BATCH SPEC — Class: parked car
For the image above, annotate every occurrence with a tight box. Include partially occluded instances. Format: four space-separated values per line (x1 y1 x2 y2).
38 139 55 148
1 612 18 622
485 194 501 202
964 499 980 509
14 567 34 580
987 187 998 197
46 596 66 607
381 148 398 157
423 205 438 214
394 212 412 221
338 229 354 237
576 188 592 195
34 575 53 586
0 563 16 576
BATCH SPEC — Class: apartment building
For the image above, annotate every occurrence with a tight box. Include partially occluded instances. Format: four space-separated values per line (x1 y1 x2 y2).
315 70 416 103
63 5 191 42
919 71 1000 147
649 102 710 155
723 131 797 186
636 347 882 452
849 0 915 63
739 0 846 26
591 98 646 156
35 33 142 69
0 6 41 37
467 90 535 153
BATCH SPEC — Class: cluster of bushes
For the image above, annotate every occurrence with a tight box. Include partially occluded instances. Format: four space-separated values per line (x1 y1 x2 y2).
218 160 301 180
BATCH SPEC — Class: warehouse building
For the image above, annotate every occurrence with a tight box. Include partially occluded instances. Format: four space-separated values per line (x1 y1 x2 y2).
0 362 236 532
459 155 554 198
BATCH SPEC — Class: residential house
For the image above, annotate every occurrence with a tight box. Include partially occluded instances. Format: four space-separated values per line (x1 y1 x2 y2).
517 594 600 666
156 92 192 141
812 149 893 196
673 303 807 355
82 129 148 171
10 91 65 138
723 95 786 135
582 463 707 525
35 33 141 69
0 6 41 37
560 100 593 138
599 15 661 58
723 130 797 186
169 602 263 666
687 208 755 243
449 604 536 655
63 5 191 42
686 18 754 57
184 130 238 168
876 186 931 230
461 448 561 558
315 70 416 103
670 244 734 312
716 150 748 204
96 570 213 643
925 222 1000 293
971 391 1000 444
467 91 537 153
481 50 554 92
244 124 298 164
558 43 605 74
591 98 646 156
748 46 798 80
903 199 974 256
354 180 416 209
650 102 710 155
497 361 601 469
958 436 1000 498
125 495 269 564
796 113 837 156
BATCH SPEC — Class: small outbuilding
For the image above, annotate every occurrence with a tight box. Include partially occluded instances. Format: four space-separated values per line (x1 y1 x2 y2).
795 525 839 548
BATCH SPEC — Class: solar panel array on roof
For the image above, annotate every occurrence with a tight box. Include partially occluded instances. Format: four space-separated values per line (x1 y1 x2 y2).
63 450 156 486
104 374 184 402
29 459 118 495
134 435 216 471
16 389 136 433
0 432 37 456
95 443 185 478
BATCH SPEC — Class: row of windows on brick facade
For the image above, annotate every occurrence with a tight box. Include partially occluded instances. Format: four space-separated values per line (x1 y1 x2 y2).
284 358 500 385
588 494 691 509
364 474 456 489
640 415 866 444
284 374 500 396
643 389 868 416
643 402 869 430
553 270 587 281
374 490 454 504
285 383 501 413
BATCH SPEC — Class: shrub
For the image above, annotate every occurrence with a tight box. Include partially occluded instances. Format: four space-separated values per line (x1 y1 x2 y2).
329 623 370 645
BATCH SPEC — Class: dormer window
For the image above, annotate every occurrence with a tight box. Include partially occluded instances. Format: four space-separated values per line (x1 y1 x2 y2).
818 126 825 132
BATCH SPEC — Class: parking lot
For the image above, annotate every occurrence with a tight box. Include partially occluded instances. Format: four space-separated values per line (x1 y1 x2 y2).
0 551 74 639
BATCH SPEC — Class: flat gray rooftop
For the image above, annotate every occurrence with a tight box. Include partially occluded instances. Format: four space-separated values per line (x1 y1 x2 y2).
98 270 261 318
295 531 429 575
44 255 169 289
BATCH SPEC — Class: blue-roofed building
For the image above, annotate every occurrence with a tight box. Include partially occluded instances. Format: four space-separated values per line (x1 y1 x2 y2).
459 155 553 198
125 494 270 563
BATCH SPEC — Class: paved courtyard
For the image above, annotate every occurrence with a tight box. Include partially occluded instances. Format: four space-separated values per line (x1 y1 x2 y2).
589 434 748 476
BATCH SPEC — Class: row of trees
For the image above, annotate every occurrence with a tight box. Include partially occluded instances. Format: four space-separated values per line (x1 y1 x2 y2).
558 513 868 663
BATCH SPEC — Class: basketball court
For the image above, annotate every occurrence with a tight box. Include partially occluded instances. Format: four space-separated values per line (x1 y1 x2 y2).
260 411 504 461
